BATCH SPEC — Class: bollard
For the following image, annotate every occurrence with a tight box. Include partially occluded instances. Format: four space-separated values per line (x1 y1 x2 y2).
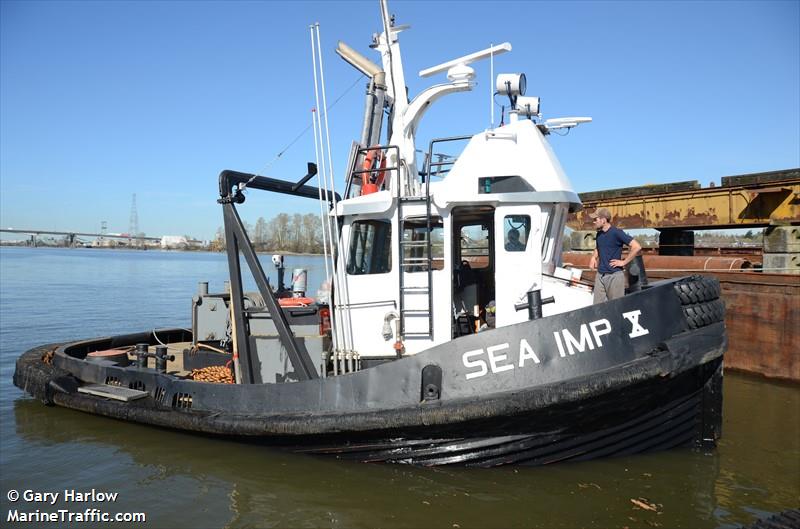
154 345 174 374
515 290 555 320
135 343 149 368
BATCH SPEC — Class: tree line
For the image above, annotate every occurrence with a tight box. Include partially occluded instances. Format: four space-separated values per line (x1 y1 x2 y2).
212 213 326 254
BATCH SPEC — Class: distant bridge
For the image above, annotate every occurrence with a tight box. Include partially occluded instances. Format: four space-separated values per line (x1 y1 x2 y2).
0 228 202 247
0 228 161 241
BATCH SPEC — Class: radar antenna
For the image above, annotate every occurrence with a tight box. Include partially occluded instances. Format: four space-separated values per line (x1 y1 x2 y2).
419 43 512 83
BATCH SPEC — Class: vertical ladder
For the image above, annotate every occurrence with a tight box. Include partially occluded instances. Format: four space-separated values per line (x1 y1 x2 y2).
397 159 434 340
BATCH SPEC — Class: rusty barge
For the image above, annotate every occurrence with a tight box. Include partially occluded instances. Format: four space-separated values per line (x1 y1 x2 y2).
566 168 799 382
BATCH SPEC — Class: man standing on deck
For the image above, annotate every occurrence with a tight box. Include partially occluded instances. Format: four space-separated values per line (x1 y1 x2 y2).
589 207 642 303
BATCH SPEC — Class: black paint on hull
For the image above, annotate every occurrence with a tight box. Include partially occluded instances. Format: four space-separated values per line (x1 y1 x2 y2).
14 336 723 467
294 359 722 466
13 276 726 467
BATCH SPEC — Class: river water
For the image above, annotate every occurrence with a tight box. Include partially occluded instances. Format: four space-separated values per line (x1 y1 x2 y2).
1 247 797 528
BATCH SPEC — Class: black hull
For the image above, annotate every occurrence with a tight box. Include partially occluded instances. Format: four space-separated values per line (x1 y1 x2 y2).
14 333 723 467
13 276 726 467
296 359 723 466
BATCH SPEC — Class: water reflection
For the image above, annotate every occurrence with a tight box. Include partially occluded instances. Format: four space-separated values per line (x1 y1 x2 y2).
5 249 798 528
11 397 741 529
714 374 800 526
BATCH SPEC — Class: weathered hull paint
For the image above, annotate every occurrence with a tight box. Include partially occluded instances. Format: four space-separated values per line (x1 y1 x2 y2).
567 255 798 382
13 277 726 466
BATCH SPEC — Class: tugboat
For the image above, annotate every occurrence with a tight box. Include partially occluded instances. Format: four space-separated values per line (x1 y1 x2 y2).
14 0 726 467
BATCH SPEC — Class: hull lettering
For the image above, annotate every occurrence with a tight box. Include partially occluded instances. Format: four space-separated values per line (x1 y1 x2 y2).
462 313 648 380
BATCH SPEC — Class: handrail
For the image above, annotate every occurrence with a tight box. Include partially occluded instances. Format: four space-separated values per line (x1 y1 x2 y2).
345 145 401 199
422 135 471 182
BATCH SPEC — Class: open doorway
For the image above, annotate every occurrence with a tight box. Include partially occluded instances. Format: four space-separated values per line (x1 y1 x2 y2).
451 206 495 336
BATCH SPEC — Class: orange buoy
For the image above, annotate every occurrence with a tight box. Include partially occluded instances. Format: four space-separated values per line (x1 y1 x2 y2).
278 297 314 307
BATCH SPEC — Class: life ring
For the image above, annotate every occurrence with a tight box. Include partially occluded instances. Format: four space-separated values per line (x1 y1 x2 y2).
278 297 315 307
373 156 387 187
361 146 387 194
362 148 378 173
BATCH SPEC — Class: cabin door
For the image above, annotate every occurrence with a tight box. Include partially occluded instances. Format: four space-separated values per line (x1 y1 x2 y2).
494 206 543 328
339 218 395 356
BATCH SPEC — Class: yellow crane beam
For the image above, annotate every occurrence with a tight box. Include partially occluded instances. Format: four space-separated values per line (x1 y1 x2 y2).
567 168 800 231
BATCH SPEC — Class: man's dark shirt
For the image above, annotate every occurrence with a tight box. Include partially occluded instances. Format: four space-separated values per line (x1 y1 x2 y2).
596 226 634 274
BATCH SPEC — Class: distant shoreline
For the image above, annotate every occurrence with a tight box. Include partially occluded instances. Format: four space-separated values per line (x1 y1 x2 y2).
0 245 324 257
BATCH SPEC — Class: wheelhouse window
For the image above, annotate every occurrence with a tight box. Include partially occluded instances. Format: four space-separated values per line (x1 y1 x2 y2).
540 205 565 265
541 208 553 253
402 217 444 272
503 215 530 252
347 220 392 275
460 223 490 269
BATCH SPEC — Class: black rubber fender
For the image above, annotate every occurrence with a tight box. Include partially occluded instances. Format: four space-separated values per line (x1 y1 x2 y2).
683 299 726 329
673 275 721 305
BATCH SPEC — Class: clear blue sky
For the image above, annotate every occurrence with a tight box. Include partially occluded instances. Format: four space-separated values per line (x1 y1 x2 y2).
2 0 798 240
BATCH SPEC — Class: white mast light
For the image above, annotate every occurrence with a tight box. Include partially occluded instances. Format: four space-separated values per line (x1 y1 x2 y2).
496 73 526 97
515 96 540 117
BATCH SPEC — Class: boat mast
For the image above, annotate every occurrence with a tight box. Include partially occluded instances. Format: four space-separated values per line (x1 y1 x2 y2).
374 0 416 195
373 0 511 197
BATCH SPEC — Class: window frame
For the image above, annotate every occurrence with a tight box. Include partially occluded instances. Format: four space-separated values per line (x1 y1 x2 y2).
459 222 491 270
502 214 531 252
402 216 445 272
346 219 393 275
